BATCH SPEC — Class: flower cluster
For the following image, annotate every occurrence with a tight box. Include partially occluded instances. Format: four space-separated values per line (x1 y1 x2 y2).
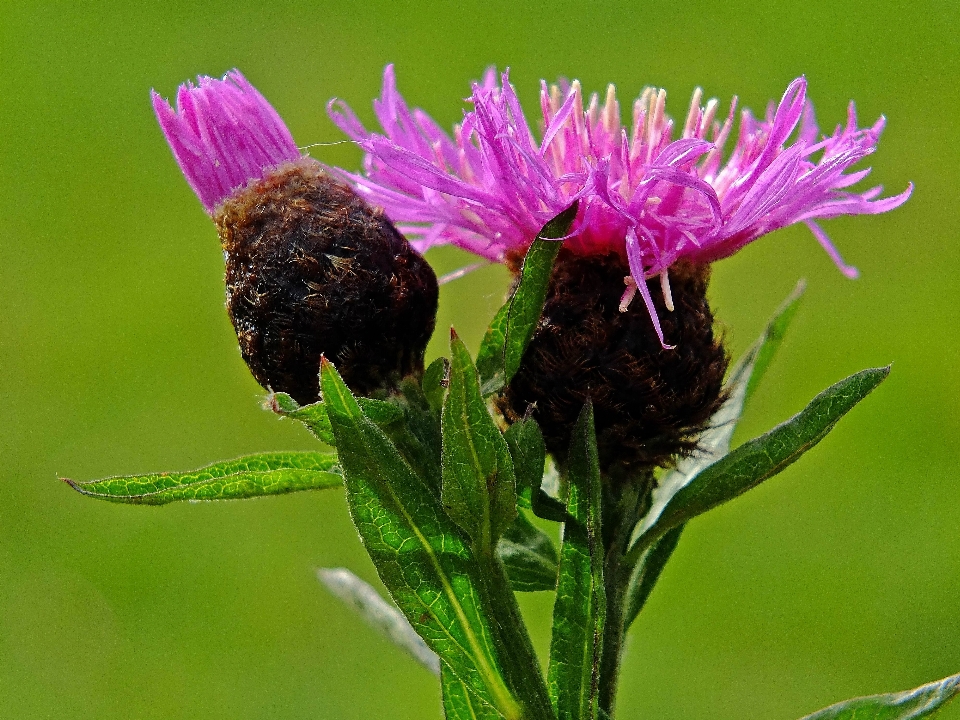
329 66 911 345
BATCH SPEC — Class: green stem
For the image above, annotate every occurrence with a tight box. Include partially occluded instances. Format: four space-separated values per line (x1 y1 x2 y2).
597 472 652 718
483 551 556 720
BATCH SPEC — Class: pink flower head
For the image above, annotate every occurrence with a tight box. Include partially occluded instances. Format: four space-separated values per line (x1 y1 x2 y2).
328 65 912 346
152 71 301 213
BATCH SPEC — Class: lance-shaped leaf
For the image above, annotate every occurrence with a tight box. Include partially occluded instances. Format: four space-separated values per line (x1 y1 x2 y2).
443 664 506 720
798 671 960 720
505 418 567 523
63 451 341 504
477 202 579 395
632 279 806 544
548 401 605 720
476 303 509 396
504 417 546 503
623 282 805 625
424 356 451 414
377 380 445 495
269 393 336 446
498 511 559 592
319 359 521 720
442 331 517 551
745 279 806 405
632 366 890 553
624 525 684 627
318 567 440 676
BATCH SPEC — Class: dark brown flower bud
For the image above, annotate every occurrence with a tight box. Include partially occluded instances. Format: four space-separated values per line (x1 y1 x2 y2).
499 249 728 476
214 159 438 404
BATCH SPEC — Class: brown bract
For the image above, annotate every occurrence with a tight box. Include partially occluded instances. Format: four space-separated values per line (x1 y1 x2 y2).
214 158 438 404
500 250 728 476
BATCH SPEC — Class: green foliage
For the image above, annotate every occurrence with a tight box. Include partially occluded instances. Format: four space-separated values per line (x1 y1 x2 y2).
624 525 684 628
376 380 445 494
476 203 579 395
497 511 559 592
442 331 518 551
318 359 521 720
625 282 806 624
798 672 960 720
424 356 451 414
504 418 566 522
443 664 506 720
357 396 406 425
270 392 336 445
548 401 605 720
633 366 889 553
63 451 341 504
476 303 509 396
745 279 806 405
504 418 546 504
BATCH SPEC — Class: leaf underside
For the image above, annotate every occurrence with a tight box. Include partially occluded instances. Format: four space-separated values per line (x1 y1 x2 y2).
443 663 507 720
317 567 440 677
798 671 960 720
442 332 517 550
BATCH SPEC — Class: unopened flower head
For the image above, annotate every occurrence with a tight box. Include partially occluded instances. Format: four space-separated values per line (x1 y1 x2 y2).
329 65 911 347
153 71 438 403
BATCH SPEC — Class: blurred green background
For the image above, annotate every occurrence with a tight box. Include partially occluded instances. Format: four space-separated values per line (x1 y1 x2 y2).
2 1 958 718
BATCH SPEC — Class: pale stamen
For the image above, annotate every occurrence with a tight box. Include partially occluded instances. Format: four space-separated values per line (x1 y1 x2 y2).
660 269 675 311
683 87 703 139
647 88 667 164
700 98 719 138
619 276 638 313
602 84 620 135
570 80 586 152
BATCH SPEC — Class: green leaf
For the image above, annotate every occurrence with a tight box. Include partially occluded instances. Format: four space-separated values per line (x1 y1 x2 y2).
64 451 341 504
632 279 806 544
745 278 806 405
378 380 445 495
548 400 605 720
476 202 579 395
443 664 506 720
441 331 517 550
319 359 521 720
498 511 559 592
504 417 546 502
424 356 451 414
504 418 567 522
318 567 440 676
624 524 684 627
269 393 335 446
633 366 890 552
358 397 406 426
476 303 510 395
798 671 960 720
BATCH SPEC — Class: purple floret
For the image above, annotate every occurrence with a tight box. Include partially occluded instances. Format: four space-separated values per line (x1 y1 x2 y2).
329 66 912 345
152 71 301 213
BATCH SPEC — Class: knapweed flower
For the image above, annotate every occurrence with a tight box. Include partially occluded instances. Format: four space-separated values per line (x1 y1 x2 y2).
328 66 910 472
152 71 438 404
